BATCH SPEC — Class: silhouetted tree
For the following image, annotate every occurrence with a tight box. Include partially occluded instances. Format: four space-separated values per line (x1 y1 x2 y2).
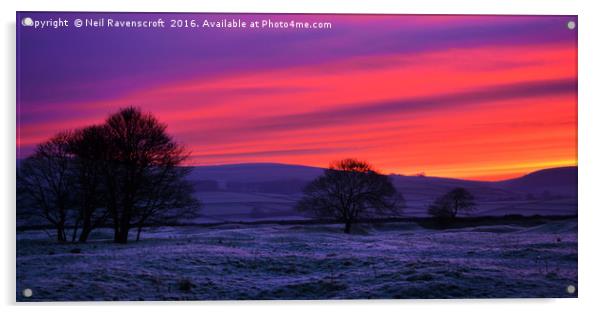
428 187 475 219
17 132 76 242
296 158 404 233
17 108 200 244
67 125 111 242
132 165 200 241
101 107 198 243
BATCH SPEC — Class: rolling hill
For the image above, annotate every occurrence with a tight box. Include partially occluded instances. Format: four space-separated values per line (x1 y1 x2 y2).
187 163 578 222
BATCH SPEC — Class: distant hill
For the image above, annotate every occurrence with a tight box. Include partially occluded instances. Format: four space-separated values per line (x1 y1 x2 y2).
183 163 577 221
189 163 323 183
495 166 577 197
189 163 577 199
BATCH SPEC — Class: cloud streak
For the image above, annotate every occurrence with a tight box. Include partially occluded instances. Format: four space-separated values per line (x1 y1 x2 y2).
243 78 576 133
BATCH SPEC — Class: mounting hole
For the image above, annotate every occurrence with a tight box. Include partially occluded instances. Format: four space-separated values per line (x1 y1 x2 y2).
566 284 576 294
22 288 33 298
21 17 34 27
567 21 576 30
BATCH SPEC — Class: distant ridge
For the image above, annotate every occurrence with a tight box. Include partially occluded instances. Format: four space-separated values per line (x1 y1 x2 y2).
498 166 577 184
496 166 577 197
189 162 324 183
188 163 577 197
190 162 577 184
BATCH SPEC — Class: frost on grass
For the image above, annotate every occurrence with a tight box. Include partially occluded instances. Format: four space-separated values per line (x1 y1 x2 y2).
16 219 577 301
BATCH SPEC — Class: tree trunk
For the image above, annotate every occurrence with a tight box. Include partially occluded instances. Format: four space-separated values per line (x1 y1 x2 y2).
344 221 352 234
113 216 130 244
56 226 66 242
113 220 120 243
71 227 77 242
136 225 143 241
113 209 131 243
71 219 80 242
114 227 129 244
114 202 133 244
78 208 92 242
79 226 92 243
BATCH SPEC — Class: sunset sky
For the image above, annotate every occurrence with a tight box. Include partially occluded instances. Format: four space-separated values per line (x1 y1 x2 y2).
16 13 578 181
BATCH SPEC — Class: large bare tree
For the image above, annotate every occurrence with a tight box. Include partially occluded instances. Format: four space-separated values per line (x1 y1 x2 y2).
18 107 201 244
296 158 404 233
102 107 199 243
17 132 76 242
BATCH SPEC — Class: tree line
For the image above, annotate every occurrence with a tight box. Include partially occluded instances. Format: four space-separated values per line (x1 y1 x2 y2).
295 158 475 233
17 107 200 243
17 107 475 240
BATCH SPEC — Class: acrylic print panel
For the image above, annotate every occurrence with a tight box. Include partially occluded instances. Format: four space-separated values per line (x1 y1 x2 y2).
16 12 577 301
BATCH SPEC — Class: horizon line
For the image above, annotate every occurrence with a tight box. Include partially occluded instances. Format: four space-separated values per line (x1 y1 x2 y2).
183 161 578 183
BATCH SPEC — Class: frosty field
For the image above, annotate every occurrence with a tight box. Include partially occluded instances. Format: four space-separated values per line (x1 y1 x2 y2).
16 217 577 301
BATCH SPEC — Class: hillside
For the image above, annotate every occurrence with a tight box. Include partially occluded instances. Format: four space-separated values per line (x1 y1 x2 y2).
186 164 578 222
496 166 577 197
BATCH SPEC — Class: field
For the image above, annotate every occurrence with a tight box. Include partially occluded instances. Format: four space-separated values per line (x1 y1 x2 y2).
16 217 577 301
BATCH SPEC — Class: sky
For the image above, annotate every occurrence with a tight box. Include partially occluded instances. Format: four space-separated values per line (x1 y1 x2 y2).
16 13 578 181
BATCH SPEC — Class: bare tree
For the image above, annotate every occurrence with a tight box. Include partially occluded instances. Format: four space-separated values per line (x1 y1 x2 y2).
296 158 404 233
17 108 200 244
17 132 76 242
67 125 111 242
102 107 198 243
428 187 476 219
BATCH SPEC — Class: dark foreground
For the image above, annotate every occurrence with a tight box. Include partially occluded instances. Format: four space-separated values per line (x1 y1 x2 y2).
16 217 577 301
